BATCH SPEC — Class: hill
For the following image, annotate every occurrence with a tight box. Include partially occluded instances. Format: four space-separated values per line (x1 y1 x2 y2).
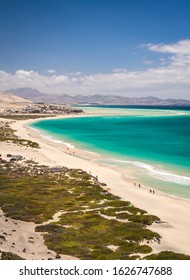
0 92 31 112
0 92 31 103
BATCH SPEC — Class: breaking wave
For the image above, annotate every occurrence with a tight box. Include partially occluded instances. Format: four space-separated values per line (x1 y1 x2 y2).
108 158 190 185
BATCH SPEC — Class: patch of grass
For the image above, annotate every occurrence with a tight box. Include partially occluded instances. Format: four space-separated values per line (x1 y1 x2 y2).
0 114 55 120
1 252 25 260
144 251 190 260
0 121 39 148
0 160 189 260
35 211 159 259
116 212 130 219
128 215 160 225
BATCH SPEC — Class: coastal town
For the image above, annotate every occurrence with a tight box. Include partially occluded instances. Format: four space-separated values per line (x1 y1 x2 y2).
4 103 83 116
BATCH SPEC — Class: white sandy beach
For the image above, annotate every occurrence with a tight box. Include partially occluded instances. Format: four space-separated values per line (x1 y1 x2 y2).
1 113 190 258
0 208 78 260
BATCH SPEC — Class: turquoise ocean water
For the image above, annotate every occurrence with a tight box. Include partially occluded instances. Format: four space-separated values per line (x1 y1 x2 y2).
31 108 190 199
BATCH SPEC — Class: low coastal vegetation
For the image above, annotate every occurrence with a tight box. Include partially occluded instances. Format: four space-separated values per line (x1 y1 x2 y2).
0 251 25 260
0 120 39 148
0 114 55 120
144 251 190 260
1 159 190 260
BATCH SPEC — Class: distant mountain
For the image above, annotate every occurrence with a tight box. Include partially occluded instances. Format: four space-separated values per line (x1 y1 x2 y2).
5 87 190 106
5 87 47 99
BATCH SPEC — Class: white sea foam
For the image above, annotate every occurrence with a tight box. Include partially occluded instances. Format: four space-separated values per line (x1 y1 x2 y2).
26 125 39 132
38 133 74 148
82 150 100 156
108 158 190 185
29 125 76 148
62 142 75 149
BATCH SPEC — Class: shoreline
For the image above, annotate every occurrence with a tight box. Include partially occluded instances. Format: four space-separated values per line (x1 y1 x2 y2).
29 113 190 199
1 113 190 256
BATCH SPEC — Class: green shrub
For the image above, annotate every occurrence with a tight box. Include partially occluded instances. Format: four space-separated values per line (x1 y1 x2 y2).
1 252 25 260
145 251 190 260
128 215 160 225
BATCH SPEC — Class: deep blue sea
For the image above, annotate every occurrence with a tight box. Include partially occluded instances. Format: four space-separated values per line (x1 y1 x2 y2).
31 107 190 199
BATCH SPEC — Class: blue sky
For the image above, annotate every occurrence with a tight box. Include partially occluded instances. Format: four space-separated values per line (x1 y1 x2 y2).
0 0 190 98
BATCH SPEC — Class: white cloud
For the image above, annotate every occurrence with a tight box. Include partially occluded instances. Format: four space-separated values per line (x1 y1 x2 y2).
47 69 57 74
67 71 83 77
141 59 154 65
112 68 129 73
146 39 190 55
0 40 190 99
145 39 190 68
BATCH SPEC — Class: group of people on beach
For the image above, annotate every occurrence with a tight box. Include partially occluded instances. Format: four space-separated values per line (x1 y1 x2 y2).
134 182 141 188
150 189 155 194
133 182 155 194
